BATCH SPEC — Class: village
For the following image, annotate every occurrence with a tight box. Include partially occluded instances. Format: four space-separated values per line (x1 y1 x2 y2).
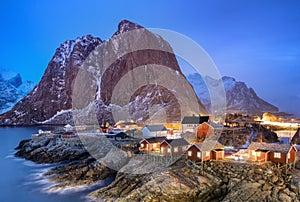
31 114 300 169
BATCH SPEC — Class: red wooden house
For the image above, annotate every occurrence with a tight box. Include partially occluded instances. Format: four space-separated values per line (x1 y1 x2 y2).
187 140 224 162
196 122 213 138
61 131 77 139
248 142 297 164
139 137 166 153
160 138 189 156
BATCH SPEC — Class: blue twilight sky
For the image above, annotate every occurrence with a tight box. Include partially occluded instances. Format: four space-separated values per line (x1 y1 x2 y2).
0 0 300 117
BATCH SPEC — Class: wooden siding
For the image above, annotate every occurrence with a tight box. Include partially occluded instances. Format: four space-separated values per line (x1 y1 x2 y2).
187 145 201 161
212 150 224 160
196 123 213 138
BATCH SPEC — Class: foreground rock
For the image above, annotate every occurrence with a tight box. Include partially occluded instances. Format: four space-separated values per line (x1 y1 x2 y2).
88 159 300 202
89 159 224 202
15 136 300 201
44 157 116 192
15 136 89 164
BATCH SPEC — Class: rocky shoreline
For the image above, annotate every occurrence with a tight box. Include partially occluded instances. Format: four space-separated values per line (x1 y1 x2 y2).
15 136 300 201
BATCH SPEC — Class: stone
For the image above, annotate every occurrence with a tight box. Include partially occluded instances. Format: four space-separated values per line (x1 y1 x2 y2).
262 183 272 191
271 175 279 184
290 184 298 194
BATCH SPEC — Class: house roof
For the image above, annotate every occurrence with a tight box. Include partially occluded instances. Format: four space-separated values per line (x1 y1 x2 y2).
125 129 138 133
121 122 137 126
115 132 128 137
141 136 167 144
144 125 168 132
192 140 224 151
248 142 296 154
197 122 223 129
164 138 190 147
181 116 209 124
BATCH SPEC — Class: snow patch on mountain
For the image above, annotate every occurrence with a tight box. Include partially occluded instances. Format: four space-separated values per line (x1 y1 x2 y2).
0 71 35 114
187 73 279 115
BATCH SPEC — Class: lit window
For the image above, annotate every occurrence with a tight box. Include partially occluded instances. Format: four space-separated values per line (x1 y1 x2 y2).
188 151 192 156
197 152 201 158
153 143 157 148
146 144 149 148
174 147 178 152
141 143 144 148
288 153 291 159
252 150 256 156
256 151 261 157
274 152 281 158
167 148 171 153
205 151 210 157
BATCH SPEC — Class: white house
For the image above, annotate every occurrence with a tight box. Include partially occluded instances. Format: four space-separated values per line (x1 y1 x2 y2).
181 116 209 133
142 125 168 137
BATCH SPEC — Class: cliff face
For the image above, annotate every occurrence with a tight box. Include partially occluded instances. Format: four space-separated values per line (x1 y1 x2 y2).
0 35 102 125
0 20 207 125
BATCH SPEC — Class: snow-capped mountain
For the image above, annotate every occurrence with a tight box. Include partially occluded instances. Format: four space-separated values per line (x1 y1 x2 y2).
187 73 279 115
0 20 207 125
0 70 35 114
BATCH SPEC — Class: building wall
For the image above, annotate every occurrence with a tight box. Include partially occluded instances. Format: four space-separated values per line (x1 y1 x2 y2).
268 152 287 164
164 123 181 131
187 145 201 161
142 128 151 137
202 151 211 161
182 124 198 133
139 140 149 151
212 150 224 160
249 149 257 161
288 147 296 163
256 151 268 162
196 123 213 138
160 142 185 156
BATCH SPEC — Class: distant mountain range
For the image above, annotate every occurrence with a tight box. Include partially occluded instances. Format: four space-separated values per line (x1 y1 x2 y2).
187 73 279 116
0 20 287 125
0 69 35 114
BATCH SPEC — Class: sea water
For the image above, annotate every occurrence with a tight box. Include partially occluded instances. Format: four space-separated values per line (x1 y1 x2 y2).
0 127 111 202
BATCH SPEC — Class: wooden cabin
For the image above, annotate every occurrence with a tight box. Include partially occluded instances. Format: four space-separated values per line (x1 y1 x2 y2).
160 138 189 156
61 131 77 139
142 125 168 137
187 140 224 162
139 136 166 153
181 116 209 133
248 142 297 164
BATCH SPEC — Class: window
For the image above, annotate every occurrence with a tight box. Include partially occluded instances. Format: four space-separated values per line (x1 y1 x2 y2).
167 148 171 153
141 143 144 148
153 143 157 148
256 151 261 157
274 152 281 158
197 152 201 158
252 150 256 156
188 151 192 156
174 147 178 152
288 153 291 159
205 151 210 157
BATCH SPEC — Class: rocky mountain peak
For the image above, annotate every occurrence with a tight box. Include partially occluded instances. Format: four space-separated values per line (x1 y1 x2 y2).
113 19 144 37
187 73 279 116
7 73 22 88
0 21 206 125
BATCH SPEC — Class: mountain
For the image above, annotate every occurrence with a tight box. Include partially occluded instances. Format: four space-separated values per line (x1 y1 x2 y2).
0 70 35 114
0 20 207 126
187 73 279 116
